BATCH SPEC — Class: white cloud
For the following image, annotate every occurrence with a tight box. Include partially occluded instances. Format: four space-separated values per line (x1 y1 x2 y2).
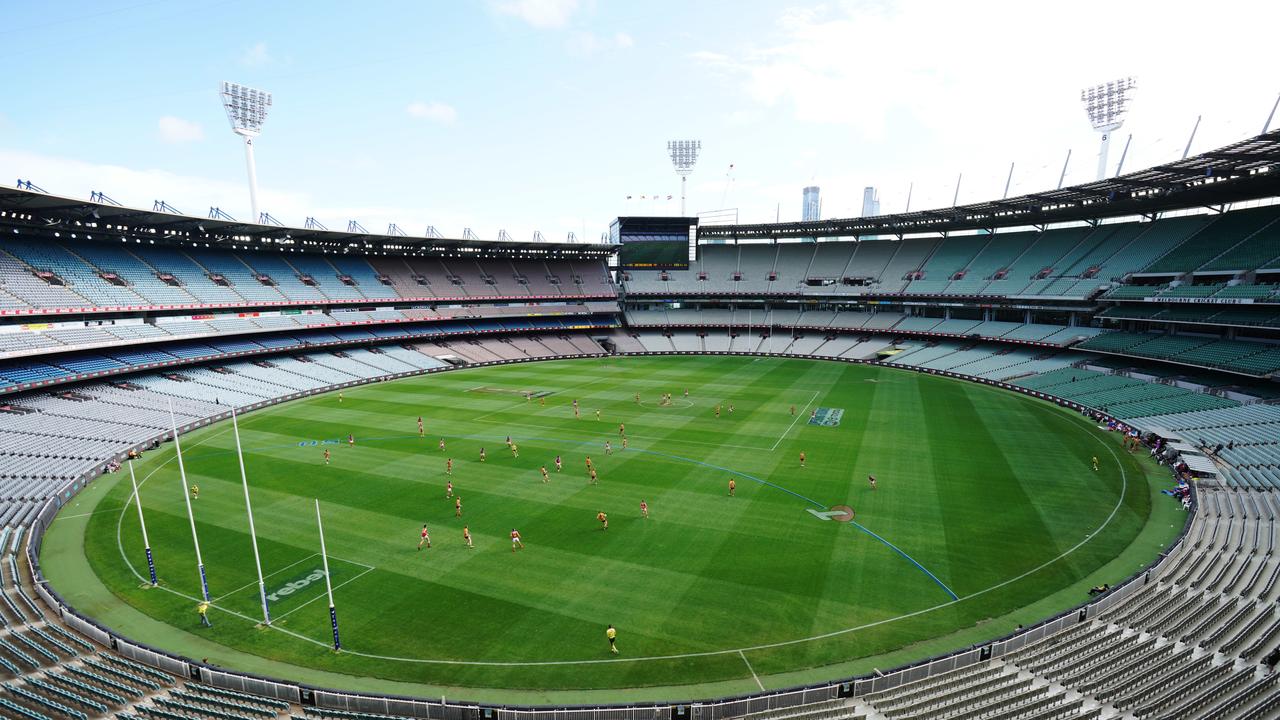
406 101 457 125
157 116 204 144
239 42 273 67
568 30 634 56
689 0 1280 221
491 0 580 29
688 50 732 67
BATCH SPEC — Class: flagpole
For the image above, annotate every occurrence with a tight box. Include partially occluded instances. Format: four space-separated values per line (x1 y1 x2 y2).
232 407 271 626
129 461 158 586
170 401 210 601
315 499 341 651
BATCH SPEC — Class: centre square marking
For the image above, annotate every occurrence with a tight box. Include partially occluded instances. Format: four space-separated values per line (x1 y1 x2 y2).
808 407 844 427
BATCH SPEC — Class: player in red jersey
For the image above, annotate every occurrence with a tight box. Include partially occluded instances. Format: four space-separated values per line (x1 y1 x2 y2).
323 448 330 465
605 440 613 456
555 455 562 472
348 433 354 447
438 438 446 452
446 458 453 475
510 528 524 552
640 500 649 519
417 524 431 550
446 481 453 498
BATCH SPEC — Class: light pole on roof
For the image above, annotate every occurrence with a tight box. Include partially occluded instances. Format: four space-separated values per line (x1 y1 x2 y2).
220 81 273 223
1081 77 1136 181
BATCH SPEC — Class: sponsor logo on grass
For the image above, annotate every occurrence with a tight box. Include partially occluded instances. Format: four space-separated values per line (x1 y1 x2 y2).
808 408 844 427
266 568 326 603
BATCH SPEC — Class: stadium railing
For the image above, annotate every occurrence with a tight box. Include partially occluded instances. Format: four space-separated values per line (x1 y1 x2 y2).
18 347 1198 720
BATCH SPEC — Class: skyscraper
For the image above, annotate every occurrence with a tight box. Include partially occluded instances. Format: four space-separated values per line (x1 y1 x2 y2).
861 187 881 217
802 186 821 221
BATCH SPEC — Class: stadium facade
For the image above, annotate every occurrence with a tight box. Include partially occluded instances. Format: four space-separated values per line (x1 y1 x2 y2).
1 130 1279 718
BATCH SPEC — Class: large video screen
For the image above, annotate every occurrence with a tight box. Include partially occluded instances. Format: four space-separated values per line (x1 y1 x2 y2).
618 236 690 270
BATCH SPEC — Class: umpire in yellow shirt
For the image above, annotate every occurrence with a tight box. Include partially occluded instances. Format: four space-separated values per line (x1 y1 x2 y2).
606 624 618 654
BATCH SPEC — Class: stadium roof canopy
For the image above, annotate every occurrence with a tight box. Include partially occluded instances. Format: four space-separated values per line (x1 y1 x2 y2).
0 188 613 258
699 129 1280 241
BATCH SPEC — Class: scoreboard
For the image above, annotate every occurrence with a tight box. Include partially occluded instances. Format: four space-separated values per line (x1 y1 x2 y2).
610 216 696 270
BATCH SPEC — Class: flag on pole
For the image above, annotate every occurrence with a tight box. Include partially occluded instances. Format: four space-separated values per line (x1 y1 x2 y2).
129 461 158 586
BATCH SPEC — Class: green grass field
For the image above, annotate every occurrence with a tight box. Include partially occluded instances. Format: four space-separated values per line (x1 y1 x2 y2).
41 355 1181 699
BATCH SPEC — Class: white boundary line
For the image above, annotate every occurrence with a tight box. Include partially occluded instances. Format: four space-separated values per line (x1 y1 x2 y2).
106 376 1135 668
769 390 820 451
739 650 765 691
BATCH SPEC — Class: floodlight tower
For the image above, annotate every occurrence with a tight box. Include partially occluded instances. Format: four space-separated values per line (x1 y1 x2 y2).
667 140 702 216
220 81 273 223
1081 77 1136 181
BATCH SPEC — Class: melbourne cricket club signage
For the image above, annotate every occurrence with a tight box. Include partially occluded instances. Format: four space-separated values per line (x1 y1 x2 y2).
1142 296 1255 304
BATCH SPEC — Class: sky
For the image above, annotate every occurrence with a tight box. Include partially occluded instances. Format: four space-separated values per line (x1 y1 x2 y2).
1 0 1277 242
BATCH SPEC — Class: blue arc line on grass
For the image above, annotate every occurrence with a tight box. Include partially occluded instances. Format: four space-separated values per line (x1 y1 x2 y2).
619 447 960 602
845 522 959 601
192 430 960 601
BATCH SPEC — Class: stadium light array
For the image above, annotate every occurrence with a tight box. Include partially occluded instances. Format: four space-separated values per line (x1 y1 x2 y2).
220 81 274 223
668 139 702 216
1081 77 1136 181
